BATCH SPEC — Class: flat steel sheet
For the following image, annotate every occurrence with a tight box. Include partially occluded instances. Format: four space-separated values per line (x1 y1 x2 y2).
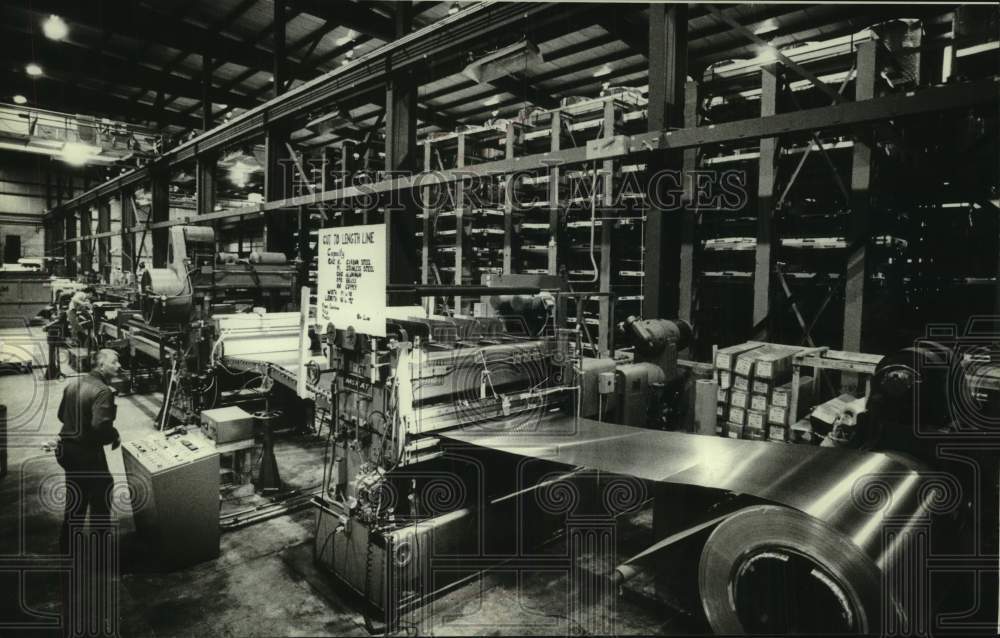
442 414 932 563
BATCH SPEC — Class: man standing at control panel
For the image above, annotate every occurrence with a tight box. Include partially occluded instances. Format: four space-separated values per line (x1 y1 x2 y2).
56 348 122 553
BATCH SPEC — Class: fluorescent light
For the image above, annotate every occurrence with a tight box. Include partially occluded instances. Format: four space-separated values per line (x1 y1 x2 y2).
750 46 778 65
12 95 27 105
43 15 69 41
228 160 254 188
753 19 779 36
333 30 355 47
61 142 101 166
25 63 43 77
956 41 999 58
593 64 613 78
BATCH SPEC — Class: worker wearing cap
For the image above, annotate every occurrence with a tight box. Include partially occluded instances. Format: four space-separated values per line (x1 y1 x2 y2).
55 348 122 553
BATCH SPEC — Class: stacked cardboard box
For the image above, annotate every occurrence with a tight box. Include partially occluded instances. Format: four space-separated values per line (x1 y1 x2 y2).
714 342 765 438
713 342 820 441
735 343 808 441
766 375 813 442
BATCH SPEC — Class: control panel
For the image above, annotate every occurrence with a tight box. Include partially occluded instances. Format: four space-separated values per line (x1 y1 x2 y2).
123 431 217 474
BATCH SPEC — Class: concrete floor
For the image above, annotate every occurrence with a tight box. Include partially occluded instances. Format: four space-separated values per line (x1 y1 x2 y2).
0 327 706 636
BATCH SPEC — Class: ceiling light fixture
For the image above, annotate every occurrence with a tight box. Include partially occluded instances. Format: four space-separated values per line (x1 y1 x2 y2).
449 3 460 15
753 19 779 36
12 95 27 105
25 63 43 77
593 64 612 78
482 94 501 107
61 142 101 166
43 14 69 41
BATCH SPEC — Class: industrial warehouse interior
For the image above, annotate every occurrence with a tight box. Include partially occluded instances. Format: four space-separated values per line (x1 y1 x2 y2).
0 0 998 636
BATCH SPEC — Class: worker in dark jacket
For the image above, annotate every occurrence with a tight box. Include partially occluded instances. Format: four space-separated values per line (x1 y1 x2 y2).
56 348 122 553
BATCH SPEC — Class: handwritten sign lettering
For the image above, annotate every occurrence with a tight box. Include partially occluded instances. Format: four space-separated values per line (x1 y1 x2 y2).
317 224 385 337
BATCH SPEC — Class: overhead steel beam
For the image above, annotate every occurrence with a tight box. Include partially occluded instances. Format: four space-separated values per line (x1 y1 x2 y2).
0 29 258 109
292 0 394 41
128 0 263 107
11 0 292 78
0 70 203 130
420 22 616 103
705 3 845 104
487 75 560 110
56 76 999 238
598 12 648 58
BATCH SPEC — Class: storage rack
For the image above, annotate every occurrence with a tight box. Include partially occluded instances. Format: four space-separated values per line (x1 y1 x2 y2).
38 3 999 359
420 122 509 314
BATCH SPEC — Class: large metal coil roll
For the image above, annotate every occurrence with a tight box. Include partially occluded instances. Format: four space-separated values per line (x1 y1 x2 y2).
248 251 288 265
181 226 215 245
699 505 882 634
140 268 191 325
444 416 962 635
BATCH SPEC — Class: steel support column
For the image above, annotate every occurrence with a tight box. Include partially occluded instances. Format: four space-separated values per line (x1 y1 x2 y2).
599 99 615 356
196 155 216 217
843 40 877 353
677 80 699 326
97 200 111 278
51 219 64 276
264 127 294 255
548 111 561 275
121 191 134 274
752 66 780 340
421 141 434 314
64 211 76 276
644 2 687 320
385 3 419 301
502 122 517 275
454 133 467 311
151 169 169 267
79 206 93 275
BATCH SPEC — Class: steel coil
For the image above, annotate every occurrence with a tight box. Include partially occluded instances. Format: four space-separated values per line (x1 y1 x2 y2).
445 415 959 634
248 251 288 265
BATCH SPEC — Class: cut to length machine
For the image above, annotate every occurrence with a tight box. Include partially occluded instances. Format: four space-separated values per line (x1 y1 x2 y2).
309 275 966 634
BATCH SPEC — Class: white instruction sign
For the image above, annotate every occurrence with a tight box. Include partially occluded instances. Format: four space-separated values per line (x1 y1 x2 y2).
317 224 386 337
